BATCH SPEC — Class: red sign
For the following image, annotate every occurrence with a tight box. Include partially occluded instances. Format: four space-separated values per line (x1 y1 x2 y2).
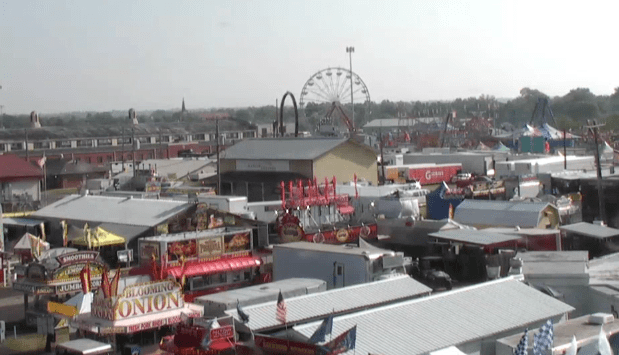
254 335 321 355
210 326 234 340
56 251 99 266
408 164 461 185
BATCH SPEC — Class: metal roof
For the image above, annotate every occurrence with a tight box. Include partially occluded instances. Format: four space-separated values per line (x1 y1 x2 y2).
226 275 431 331
454 200 553 228
2 217 43 227
363 117 444 128
32 194 190 227
429 229 521 246
0 119 255 141
0 154 44 180
273 241 393 257
294 278 574 355
482 227 560 236
559 222 619 239
194 278 327 310
221 137 350 160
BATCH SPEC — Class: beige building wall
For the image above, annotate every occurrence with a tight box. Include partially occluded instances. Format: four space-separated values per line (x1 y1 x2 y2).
313 141 378 185
219 159 236 174
289 160 313 178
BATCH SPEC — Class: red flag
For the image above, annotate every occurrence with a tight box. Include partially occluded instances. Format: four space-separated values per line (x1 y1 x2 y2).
80 262 92 294
280 181 286 210
276 291 287 323
100 269 111 298
110 267 121 297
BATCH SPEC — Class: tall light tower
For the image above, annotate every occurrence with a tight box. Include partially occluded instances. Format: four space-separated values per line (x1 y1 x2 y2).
346 46 355 129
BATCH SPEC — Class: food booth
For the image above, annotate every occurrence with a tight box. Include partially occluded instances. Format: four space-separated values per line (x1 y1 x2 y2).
71 278 203 352
12 250 105 326
136 226 263 302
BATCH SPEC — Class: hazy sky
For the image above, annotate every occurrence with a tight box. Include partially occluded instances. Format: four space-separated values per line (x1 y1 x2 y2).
1 0 617 114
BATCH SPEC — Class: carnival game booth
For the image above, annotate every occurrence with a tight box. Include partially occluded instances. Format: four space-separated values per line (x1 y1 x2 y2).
71 278 203 353
12 249 106 327
136 227 263 302
275 178 378 245
13 232 50 264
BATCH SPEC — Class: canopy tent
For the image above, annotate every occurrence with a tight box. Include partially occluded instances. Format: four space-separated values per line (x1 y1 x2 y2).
13 232 50 259
55 291 94 328
493 142 511 152
540 123 580 140
71 227 126 248
475 142 490 151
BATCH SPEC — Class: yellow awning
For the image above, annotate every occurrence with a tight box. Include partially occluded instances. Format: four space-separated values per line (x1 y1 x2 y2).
72 227 125 247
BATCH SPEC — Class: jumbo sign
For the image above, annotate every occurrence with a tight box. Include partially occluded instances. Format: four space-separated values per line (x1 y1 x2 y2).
97 280 184 321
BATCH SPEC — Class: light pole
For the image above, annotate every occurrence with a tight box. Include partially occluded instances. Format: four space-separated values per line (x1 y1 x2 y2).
585 119 606 225
346 46 355 130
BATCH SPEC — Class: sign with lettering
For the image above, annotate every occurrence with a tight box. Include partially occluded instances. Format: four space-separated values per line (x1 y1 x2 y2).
140 242 160 262
254 335 321 355
56 251 99 266
92 280 184 321
198 236 224 258
210 325 234 341
224 232 250 253
236 160 290 172
54 262 104 282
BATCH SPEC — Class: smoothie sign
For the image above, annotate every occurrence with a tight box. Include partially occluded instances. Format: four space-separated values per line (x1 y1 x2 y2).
92 279 184 321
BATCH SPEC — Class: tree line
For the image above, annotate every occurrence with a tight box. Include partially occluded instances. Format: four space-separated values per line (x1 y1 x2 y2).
2 87 618 132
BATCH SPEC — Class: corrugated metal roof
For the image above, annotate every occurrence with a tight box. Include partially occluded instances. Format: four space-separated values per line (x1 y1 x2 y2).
294 278 574 355
429 229 521 246
559 222 619 239
226 275 431 331
194 278 327 310
454 200 552 228
221 138 348 160
2 217 43 227
32 194 190 227
273 241 392 257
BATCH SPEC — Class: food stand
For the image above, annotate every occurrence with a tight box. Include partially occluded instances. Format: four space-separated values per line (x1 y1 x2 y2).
71 278 203 352
13 250 105 326
137 227 263 302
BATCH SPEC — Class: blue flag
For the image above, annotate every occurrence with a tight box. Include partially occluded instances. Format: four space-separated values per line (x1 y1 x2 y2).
309 315 334 343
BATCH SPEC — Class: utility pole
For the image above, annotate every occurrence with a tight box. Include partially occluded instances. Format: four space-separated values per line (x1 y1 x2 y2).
132 127 136 178
25 129 29 161
0 105 4 129
121 127 125 171
563 129 567 170
586 120 606 224
216 118 221 194
346 46 355 130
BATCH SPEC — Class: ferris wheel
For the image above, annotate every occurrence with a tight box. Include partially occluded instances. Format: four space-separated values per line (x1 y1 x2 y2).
299 67 371 117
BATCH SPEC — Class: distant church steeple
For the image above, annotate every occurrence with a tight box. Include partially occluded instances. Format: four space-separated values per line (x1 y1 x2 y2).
182 98 186 113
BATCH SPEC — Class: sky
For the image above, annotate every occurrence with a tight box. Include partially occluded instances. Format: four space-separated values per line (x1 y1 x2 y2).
0 0 617 114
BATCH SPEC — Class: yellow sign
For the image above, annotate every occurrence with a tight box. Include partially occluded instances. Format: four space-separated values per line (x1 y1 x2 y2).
2 211 35 218
48 301 78 317
198 236 224 258
336 229 350 243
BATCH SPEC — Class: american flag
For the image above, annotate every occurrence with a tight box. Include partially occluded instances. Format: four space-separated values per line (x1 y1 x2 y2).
276 291 287 323
514 328 528 355
533 320 554 355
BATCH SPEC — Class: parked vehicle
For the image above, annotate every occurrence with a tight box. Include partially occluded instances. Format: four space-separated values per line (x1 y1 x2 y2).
408 256 453 291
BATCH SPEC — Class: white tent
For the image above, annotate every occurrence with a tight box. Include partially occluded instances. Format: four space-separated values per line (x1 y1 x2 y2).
65 291 94 314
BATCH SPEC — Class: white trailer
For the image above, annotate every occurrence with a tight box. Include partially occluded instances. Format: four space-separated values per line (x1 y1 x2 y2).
194 278 327 316
273 242 409 289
